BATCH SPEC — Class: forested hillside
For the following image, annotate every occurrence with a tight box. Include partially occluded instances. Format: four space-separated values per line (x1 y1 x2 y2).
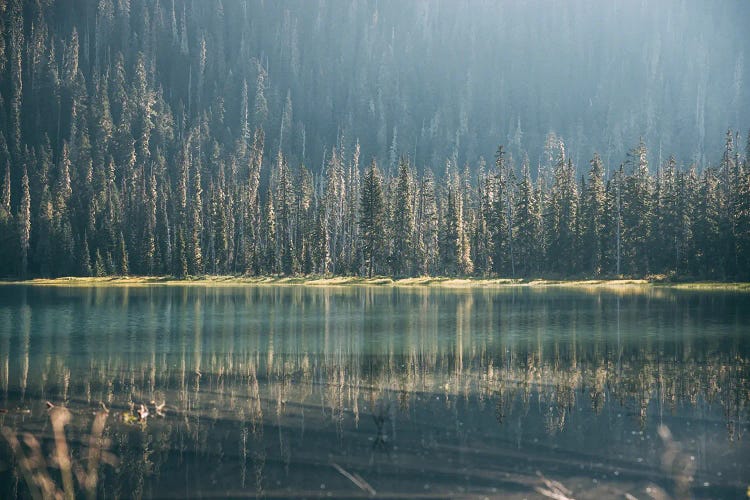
0 0 748 279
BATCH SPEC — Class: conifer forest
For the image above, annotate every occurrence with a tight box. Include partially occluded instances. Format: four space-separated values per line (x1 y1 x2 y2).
2 2 750 499
0 0 748 281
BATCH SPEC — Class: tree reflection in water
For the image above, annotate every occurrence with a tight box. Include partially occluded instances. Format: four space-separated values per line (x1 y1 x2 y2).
0 285 747 498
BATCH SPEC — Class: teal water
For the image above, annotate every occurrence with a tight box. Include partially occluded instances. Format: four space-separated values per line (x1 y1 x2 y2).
0 285 748 498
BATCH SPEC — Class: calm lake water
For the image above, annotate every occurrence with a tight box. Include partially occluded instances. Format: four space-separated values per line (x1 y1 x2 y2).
0 285 748 499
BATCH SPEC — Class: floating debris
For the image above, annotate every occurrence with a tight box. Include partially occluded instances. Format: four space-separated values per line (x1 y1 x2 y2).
152 401 166 417
122 413 139 425
137 404 149 421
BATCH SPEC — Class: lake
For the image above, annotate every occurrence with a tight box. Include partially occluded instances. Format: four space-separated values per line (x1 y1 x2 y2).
0 285 748 499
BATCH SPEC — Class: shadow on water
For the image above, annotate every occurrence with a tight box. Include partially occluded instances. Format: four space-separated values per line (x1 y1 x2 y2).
0 285 748 498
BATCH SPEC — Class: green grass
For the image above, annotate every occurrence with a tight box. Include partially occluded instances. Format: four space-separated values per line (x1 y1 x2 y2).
2 275 748 291
659 281 750 291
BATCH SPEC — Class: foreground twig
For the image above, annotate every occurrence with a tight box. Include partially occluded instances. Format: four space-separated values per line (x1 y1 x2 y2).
50 407 75 500
1 406 117 500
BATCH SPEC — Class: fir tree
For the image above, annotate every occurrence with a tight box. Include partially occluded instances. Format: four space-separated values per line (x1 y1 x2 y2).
622 140 653 275
581 153 606 275
416 169 439 275
359 160 385 277
472 164 493 275
0 162 14 277
490 147 509 276
19 167 31 277
190 151 204 274
263 196 277 274
514 159 542 277
275 152 296 275
1 162 10 214
390 157 416 277
547 142 578 275
79 233 93 276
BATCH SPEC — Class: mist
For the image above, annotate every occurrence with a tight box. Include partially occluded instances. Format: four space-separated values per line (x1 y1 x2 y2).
237 0 750 171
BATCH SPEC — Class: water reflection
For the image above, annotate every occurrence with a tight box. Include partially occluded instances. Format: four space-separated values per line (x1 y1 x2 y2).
0 286 748 498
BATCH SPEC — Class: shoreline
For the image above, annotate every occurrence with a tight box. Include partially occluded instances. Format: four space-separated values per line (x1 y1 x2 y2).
1 275 749 291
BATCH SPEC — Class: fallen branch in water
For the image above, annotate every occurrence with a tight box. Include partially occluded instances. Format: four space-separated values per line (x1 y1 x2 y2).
535 471 575 500
332 462 377 496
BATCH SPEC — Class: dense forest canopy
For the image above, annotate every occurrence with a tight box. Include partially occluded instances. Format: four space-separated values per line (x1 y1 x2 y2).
0 0 748 279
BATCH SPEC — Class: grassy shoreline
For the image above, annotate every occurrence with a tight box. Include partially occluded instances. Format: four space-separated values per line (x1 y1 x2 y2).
1 275 749 290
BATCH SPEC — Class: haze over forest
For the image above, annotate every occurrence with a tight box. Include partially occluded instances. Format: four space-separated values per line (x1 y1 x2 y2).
0 0 748 279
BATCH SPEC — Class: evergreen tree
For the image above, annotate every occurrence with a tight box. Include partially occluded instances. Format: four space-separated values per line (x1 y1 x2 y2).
142 171 157 274
736 151 750 279
94 249 107 277
390 157 416 277
472 163 493 276
514 159 542 277
718 130 741 276
275 152 296 275
580 153 606 275
1 162 10 214
190 149 204 274
263 195 277 274
359 160 385 277
342 142 361 274
416 169 439 275
312 199 330 274
621 140 653 275
440 186 460 276
78 233 93 276
324 148 345 274
9 1 24 158
678 165 699 275
174 227 187 278
254 62 269 128
693 169 722 277
654 156 680 274
295 164 315 275
440 176 473 276
118 232 130 276
490 147 509 275
0 162 14 277
602 165 625 276
18 167 31 277
547 142 579 274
